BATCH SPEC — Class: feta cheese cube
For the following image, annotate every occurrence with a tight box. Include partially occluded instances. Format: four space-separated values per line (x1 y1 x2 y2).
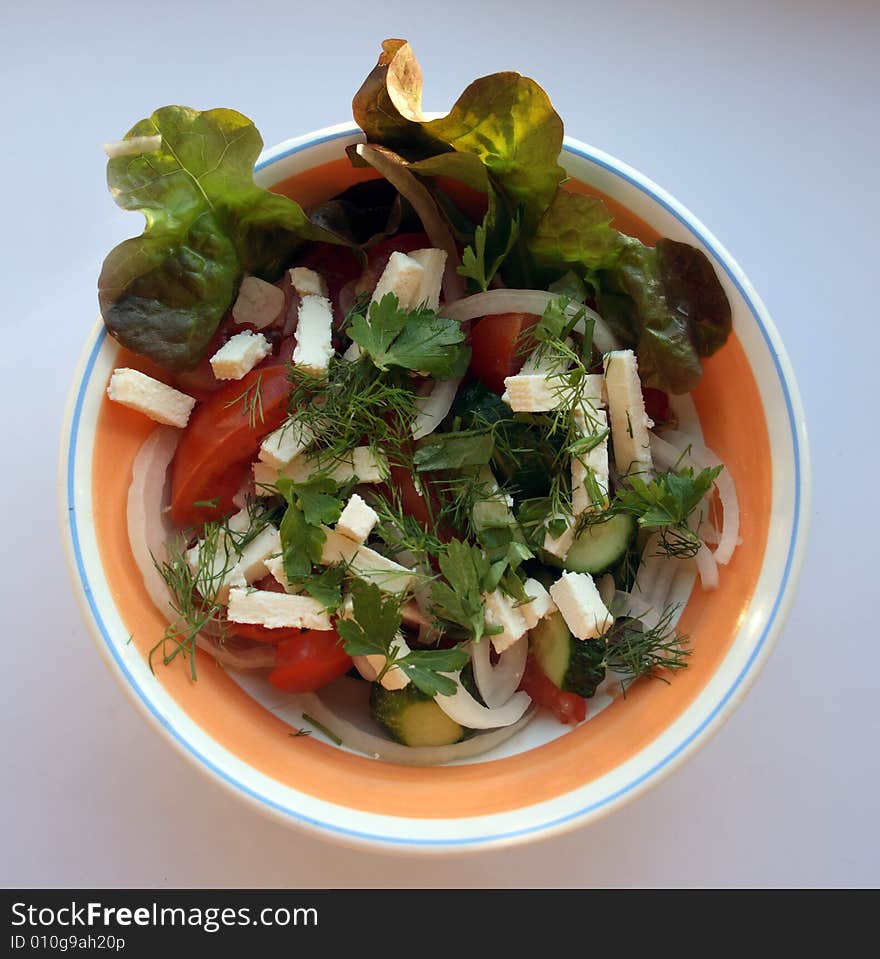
320 529 414 595
258 420 314 469
106 368 195 428
209 331 272 380
549 571 614 640
227 588 332 631
571 407 610 514
603 349 654 477
542 518 575 561
483 589 529 654
502 374 560 412
263 554 291 592
336 493 378 544
237 525 281 583
354 632 411 690
372 251 425 310
408 248 447 310
293 294 334 375
502 371 605 414
232 276 284 329
518 579 557 629
289 267 327 299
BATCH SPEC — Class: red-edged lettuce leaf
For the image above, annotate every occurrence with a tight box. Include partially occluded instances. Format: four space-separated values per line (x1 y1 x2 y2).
99 106 343 371
353 41 564 231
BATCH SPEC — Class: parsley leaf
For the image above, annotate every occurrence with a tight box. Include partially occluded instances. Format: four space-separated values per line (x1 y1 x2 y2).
337 580 467 697
348 293 470 378
300 565 346 612
277 475 344 582
458 190 521 292
615 465 722 558
430 540 496 642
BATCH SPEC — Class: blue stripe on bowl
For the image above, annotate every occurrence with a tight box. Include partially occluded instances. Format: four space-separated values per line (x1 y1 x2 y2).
66 129 806 848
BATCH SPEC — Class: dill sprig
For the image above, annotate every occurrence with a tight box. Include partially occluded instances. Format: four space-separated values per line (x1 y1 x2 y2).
286 356 419 471
603 605 690 690
151 531 229 680
367 490 446 565
223 373 264 429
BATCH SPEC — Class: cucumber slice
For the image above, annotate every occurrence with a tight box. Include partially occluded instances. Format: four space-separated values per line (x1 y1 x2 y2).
529 612 606 697
370 684 465 747
561 513 635 574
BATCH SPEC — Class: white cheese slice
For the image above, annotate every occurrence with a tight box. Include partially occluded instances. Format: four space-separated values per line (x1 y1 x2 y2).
209 331 272 380
232 276 284 329
106 368 196 428
237 525 281 584
571 407 610 514
293 294 334 375
542 518 576 561
484 589 529 654
518 579 557 630
502 372 605 413
227 588 332 631
320 529 414 595
371 251 425 310
289 267 328 299
264 554 291 593
549 571 614 640
258 420 314 469
603 349 654 477
408 248 447 310
336 493 379 544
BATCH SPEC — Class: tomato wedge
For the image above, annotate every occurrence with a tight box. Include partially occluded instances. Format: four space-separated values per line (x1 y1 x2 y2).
170 364 290 528
519 655 587 725
468 311 540 395
268 628 352 693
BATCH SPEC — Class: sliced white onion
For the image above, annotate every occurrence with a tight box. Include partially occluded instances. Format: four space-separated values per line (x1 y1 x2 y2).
412 377 461 439
613 589 662 630
127 427 180 616
442 289 619 354
435 673 531 729
195 633 276 670
355 144 465 303
596 573 616 608
655 430 740 566
648 556 678 611
299 691 537 765
695 541 720 590
471 636 528 709
632 533 662 598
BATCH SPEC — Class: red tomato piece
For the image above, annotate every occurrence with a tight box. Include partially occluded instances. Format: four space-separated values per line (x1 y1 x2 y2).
468 312 540 395
170 365 290 528
268 628 352 693
519 655 587 725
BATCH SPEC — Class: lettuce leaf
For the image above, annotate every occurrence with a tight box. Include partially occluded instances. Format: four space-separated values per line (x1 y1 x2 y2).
99 106 341 371
353 42 564 231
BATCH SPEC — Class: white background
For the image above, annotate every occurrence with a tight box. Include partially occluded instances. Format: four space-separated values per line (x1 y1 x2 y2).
3 0 877 888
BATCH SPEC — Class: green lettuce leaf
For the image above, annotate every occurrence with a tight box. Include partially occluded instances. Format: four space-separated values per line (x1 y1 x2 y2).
529 191 623 272
99 106 340 371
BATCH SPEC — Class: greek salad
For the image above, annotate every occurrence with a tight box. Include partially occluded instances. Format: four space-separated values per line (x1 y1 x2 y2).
101 40 739 763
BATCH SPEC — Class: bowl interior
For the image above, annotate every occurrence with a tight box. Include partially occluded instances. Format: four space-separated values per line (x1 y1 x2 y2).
61 125 805 850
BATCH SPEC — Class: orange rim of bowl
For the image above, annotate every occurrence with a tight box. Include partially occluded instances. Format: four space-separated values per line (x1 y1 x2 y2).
62 126 807 848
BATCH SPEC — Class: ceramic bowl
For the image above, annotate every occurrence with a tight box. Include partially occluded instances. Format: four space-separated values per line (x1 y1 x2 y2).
59 121 809 852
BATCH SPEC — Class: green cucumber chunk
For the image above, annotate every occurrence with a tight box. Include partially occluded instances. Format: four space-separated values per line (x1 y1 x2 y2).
562 513 635 574
370 684 465 747
529 612 606 698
